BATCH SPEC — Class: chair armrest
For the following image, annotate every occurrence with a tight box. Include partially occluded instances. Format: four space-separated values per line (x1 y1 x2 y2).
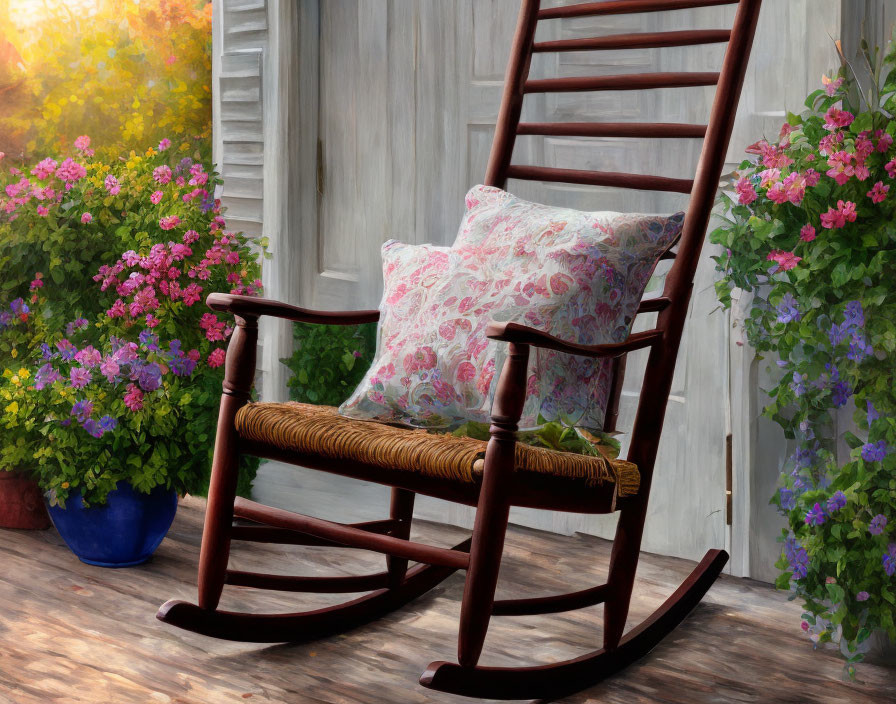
485 321 662 358
206 293 380 325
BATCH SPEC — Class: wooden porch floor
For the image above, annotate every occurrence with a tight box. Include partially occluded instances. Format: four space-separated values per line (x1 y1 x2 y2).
1 495 894 704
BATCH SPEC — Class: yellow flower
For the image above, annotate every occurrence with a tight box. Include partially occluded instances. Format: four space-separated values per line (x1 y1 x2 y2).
17 368 29 380
4 401 18 415
61 482 70 489
10 349 17 359
10 376 19 386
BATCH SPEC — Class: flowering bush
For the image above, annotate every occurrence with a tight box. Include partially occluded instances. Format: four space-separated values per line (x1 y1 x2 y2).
0 136 262 506
711 42 896 667
0 0 211 159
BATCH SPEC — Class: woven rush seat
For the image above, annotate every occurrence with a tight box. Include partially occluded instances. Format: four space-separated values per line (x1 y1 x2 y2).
234 402 639 496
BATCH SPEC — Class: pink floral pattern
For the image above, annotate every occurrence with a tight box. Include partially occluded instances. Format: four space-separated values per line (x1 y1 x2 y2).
340 185 683 430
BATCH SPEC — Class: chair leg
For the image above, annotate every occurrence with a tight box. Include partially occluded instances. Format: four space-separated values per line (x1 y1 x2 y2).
197 394 244 610
602 503 646 649
387 488 415 587
457 341 528 668
456 478 512 667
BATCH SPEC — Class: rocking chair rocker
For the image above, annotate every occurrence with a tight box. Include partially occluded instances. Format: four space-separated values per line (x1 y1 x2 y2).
158 0 761 699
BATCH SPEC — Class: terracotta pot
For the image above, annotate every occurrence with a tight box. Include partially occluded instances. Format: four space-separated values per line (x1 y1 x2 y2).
0 472 51 530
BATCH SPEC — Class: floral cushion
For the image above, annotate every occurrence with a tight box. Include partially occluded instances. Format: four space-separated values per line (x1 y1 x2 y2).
339 185 683 430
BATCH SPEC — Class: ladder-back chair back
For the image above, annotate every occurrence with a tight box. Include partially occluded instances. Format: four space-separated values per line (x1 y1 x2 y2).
158 1 761 699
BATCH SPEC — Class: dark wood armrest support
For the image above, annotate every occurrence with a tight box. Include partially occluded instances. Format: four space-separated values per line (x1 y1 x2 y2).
207 293 380 325
485 321 662 358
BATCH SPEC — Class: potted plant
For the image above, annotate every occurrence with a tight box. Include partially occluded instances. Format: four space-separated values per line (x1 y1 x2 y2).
0 136 262 565
712 39 896 670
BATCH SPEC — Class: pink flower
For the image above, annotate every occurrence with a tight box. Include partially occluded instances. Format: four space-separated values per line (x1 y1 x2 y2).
823 107 854 131
183 229 199 244
150 190 164 205
823 76 843 96
74 135 91 151
31 158 57 179
207 348 226 368
123 383 144 412
886 158 896 178
153 165 173 185
75 345 102 367
55 158 87 183
875 129 893 153
159 138 172 151
81 212 92 224
800 224 816 242
767 249 801 271
804 168 821 187
225 250 239 265
104 174 121 195
758 168 780 188
107 299 127 318
36 206 49 216
839 199 857 222
100 357 120 383
735 177 757 205
765 182 788 204
868 181 890 204
69 367 91 389
820 201 855 229
159 215 181 231
145 314 160 328
182 283 203 306
826 151 854 185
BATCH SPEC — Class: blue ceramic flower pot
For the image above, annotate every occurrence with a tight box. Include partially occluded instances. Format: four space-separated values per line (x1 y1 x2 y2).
46 481 178 567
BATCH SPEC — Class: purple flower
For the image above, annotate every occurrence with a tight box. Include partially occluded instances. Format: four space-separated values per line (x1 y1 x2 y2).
884 544 896 577
40 343 56 360
9 297 28 315
805 502 826 526
135 362 162 392
65 317 89 336
69 366 91 389
34 363 61 390
829 322 848 347
779 487 795 511
785 538 810 579
831 381 851 408
81 418 104 438
71 399 93 423
0 311 11 329
870 514 888 536
861 441 887 462
867 400 880 427
138 329 159 351
56 339 77 361
844 300 865 328
790 372 807 398
847 331 873 362
827 490 846 513
98 415 117 433
776 293 801 323
856 591 870 602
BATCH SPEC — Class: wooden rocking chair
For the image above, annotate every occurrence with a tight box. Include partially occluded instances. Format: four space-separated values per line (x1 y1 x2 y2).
158 0 761 698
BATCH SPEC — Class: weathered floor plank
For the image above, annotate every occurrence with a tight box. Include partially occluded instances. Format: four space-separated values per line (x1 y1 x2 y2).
0 495 893 704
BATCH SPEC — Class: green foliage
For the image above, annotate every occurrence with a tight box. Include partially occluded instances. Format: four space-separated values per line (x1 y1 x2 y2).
451 420 621 459
710 41 896 662
281 322 377 407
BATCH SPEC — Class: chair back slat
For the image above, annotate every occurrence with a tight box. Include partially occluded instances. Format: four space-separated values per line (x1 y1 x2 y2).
524 72 720 93
538 0 739 20
505 165 694 193
532 29 731 52
516 122 708 138
483 0 761 439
